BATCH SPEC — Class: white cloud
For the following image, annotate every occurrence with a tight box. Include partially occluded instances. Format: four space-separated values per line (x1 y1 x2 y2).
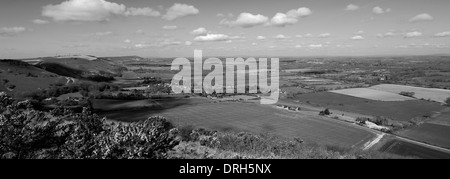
275 34 288 39
351 35 364 40
217 13 225 17
318 33 331 38
162 3 199 21
295 35 303 38
132 38 183 49
185 41 192 46
373 6 390 14
42 0 125 21
345 4 359 11
134 44 148 49
270 7 312 27
304 33 313 38
404 31 423 38
434 31 450 37
356 30 364 35
194 34 230 42
0 27 28 37
409 13 433 23
309 44 323 48
270 13 298 27
162 25 177 30
295 45 302 48
220 13 269 28
135 29 145 35
42 0 160 22
95 31 113 36
256 36 266 40
190 27 208 35
377 32 395 38
125 7 160 17
33 19 50 24
124 39 131 43
160 40 182 46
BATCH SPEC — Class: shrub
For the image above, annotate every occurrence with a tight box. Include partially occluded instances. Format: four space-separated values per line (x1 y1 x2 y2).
0 93 179 159
319 109 331 116
6 84 15 90
399 91 415 98
178 125 195 142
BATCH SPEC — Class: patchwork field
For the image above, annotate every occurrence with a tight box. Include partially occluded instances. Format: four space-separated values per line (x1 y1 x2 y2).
92 97 209 111
427 108 450 126
398 108 450 149
379 139 450 159
296 92 444 121
331 88 416 101
370 84 450 103
96 100 376 148
401 123 450 149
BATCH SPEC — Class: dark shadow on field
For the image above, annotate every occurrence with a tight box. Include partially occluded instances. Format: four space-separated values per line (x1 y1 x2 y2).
96 97 203 122
379 139 450 159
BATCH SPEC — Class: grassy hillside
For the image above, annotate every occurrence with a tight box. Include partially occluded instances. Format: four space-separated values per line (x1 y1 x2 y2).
102 56 145 63
0 60 67 97
22 56 129 83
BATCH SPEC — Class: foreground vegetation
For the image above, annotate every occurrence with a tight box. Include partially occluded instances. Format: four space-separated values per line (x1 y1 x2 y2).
0 92 406 159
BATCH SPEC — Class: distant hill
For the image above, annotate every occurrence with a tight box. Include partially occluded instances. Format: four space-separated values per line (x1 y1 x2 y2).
0 59 67 97
0 55 143 97
102 56 145 64
21 55 127 82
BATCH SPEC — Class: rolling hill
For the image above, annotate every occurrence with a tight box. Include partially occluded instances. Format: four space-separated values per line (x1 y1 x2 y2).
0 60 68 97
21 55 128 82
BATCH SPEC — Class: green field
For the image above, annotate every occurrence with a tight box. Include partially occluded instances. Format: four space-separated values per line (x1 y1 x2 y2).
379 139 450 159
0 60 67 97
96 100 376 148
296 92 445 121
401 123 450 149
370 84 450 104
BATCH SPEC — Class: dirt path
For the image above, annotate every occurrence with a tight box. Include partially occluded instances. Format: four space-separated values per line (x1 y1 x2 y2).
65 77 75 84
272 100 450 154
363 133 385 150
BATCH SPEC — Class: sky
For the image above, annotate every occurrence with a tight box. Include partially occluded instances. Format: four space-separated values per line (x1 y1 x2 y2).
0 0 450 58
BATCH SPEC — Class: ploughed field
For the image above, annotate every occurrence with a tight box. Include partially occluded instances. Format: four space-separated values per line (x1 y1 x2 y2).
379 139 450 159
296 92 445 121
370 84 450 104
400 108 450 149
94 98 376 148
330 88 415 101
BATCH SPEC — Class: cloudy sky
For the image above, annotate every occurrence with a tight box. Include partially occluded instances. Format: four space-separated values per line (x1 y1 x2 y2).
0 0 449 58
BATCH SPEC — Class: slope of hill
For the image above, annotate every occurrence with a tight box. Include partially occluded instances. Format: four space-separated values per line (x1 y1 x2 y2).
0 60 67 97
35 56 126 75
102 56 145 63
24 55 128 82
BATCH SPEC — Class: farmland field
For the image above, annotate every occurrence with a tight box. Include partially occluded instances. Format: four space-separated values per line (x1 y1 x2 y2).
295 92 444 121
92 97 210 111
331 88 416 101
427 108 450 126
400 123 450 149
379 139 450 159
370 84 450 103
97 101 376 148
